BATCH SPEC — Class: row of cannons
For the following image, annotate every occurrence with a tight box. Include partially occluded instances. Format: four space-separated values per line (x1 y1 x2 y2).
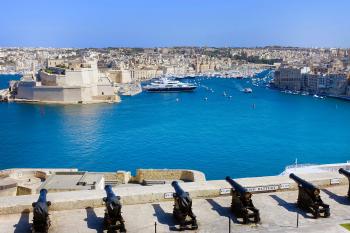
31 168 350 232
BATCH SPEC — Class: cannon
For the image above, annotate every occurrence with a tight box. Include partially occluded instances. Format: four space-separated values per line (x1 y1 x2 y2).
339 168 350 198
289 173 330 218
32 189 51 233
103 185 126 233
171 181 198 230
225 176 260 224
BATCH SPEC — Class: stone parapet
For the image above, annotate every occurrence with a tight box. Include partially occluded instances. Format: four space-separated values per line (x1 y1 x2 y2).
115 171 132 184
133 169 206 183
0 171 347 215
0 168 79 179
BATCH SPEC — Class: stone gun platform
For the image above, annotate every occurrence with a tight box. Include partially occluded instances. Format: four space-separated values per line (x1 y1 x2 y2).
1 185 350 233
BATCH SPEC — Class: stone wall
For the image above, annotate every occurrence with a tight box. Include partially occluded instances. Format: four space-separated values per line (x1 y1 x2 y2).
0 171 348 215
16 186 33 196
0 168 78 178
90 171 131 185
116 171 131 184
33 86 65 101
16 82 35 100
133 169 206 183
40 72 60 86
92 170 202 185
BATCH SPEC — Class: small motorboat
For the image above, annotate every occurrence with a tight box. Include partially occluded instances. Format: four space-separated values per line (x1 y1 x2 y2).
243 88 253 93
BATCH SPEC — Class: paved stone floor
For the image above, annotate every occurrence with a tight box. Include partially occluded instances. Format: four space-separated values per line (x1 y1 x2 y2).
1 185 350 232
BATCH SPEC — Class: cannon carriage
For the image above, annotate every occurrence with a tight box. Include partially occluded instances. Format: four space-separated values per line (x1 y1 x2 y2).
103 185 126 233
225 176 260 224
339 168 350 198
171 181 198 230
289 173 330 218
32 189 51 233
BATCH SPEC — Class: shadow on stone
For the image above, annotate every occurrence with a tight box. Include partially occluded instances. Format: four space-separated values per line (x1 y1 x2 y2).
152 204 179 231
85 207 104 233
322 189 350 205
206 199 240 224
14 209 31 233
269 194 312 219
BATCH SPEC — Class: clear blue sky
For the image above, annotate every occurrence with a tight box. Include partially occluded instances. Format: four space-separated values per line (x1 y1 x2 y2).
1 0 349 48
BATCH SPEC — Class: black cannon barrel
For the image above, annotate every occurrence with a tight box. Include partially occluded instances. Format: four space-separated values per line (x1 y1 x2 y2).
37 189 48 203
32 189 50 232
339 168 350 177
105 185 116 199
225 176 247 194
289 173 317 191
103 186 126 232
172 181 185 196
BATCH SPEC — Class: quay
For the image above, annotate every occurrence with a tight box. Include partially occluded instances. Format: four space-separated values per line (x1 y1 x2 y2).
1 164 350 232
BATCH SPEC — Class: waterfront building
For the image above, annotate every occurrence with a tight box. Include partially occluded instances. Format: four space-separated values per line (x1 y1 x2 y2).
302 73 318 93
273 67 302 91
317 73 348 96
275 66 349 96
12 59 119 103
130 67 163 80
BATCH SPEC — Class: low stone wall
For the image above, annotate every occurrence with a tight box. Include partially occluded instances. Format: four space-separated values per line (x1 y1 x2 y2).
0 168 78 179
133 169 206 183
92 171 131 184
116 171 131 184
91 95 118 101
100 169 204 184
16 186 33 196
0 168 79 197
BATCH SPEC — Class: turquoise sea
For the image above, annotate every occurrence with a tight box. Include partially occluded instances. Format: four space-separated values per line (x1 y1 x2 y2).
0 72 350 179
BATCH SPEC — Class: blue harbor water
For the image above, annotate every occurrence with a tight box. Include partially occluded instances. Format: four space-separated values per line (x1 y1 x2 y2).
1 72 350 179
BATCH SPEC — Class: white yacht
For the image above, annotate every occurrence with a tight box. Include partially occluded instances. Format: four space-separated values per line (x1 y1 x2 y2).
144 78 197 92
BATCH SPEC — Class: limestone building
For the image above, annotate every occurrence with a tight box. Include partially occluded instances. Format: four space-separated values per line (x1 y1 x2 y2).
106 69 132 83
274 67 302 91
13 59 119 103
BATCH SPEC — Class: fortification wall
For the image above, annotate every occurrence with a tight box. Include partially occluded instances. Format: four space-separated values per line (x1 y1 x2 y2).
0 171 346 215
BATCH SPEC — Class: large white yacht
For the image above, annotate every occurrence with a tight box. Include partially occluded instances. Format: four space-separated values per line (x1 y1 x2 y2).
144 78 197 92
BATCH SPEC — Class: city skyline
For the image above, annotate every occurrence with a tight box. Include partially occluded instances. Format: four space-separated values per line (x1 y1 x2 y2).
1 0 350 48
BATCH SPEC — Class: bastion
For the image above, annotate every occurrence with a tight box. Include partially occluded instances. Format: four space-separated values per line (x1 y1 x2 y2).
1 164 350 232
